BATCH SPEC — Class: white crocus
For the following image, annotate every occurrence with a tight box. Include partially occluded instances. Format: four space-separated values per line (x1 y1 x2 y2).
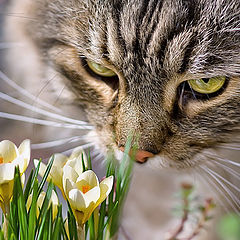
0 139 30 213
27 191 59 220
34 147 88 196
63 164 114 226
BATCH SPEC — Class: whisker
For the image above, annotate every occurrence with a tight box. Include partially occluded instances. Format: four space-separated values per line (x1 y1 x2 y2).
31 136 89 149
60 143 95 155
217 145 240 151
200 166 240 210
0 70 61 113
89 150 102 159
0 42 24 50
0 13 37 21
0 91 91 126
0 112 93 130
201 166 240 194
93 153 105 162
211 159 240 180
198 167 239 214
206 152 240 167
194 169 230 214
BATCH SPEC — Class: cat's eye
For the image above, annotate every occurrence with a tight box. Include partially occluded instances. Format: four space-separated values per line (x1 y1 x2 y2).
87 60 116 77
188 76 226 94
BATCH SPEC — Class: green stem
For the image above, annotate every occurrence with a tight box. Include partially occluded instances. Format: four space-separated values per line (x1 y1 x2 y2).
3 202 10 239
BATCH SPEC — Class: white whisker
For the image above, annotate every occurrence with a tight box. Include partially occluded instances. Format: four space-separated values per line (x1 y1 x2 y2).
206 153 240 167
0 91 91 126
60 143 94 155
0 112 93 130
201 166 240 194
194 169 230 214
0 42 24 50
0 70 61 113
200 166 240 210
1 13 37 21
218 145 240 151
198 167 239 214
93 153 105 162
89 150 102 158
31 136 88 149
211 160 240 180
195 169 231 213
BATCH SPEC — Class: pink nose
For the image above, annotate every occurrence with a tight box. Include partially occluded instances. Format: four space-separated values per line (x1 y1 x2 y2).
119 147 154 163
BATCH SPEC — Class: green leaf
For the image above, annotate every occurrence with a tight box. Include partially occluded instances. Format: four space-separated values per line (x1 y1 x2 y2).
88 214 95 240
10 233 16 240
14 167 28 240
97 201 106 240
47 205 53 240
52 217 62 240
36 206 49 240
82 154 87 172
0 230 4 240
217 214 240 240
23 169 34 202
67 200 78 240
38 181 54 223
27 179 38 240
37 156 54 196
87 150 92 170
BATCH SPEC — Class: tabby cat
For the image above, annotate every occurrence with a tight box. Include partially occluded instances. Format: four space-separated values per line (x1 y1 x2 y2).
2 0 240 239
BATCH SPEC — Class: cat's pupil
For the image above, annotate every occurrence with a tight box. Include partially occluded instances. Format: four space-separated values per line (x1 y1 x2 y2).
202 78 210 83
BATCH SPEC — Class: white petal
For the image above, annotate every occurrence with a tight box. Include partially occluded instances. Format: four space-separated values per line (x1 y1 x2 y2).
70 146 87 162
0 163 15 184
84 186 100 204
21 173 25 186
65 158 83 176
17 139 30 173
68 189 87 210
34 159 48 179
97 176 114 205
76 170 99 188
62 165 79 183
50 165 64 189
63 178 76 196
37 192 46 208
69 147 88 173
51 190 59 206
0 140 18 163
52 153 68 168
51 191 59 219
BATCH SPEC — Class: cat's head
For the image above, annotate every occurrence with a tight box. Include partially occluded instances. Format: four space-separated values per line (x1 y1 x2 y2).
21 0 240 169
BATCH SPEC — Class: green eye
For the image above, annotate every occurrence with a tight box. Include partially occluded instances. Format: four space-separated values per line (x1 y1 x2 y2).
188 76 226 94
87 60 116 77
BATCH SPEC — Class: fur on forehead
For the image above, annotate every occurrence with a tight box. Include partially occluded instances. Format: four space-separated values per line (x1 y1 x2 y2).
32 0 240 78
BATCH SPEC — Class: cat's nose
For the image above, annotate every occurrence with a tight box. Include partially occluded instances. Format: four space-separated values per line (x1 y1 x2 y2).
119 147 154 163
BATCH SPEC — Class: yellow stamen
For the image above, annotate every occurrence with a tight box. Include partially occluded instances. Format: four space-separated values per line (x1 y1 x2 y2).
0 157 3 164
82 185 91 194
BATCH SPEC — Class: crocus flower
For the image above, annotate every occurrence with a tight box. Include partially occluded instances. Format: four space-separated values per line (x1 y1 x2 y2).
27 191 59 219
0 139 30 213
63 163 114 226
34 147 88 196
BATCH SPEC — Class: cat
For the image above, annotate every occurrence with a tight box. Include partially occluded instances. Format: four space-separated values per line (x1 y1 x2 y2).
1 0 240 239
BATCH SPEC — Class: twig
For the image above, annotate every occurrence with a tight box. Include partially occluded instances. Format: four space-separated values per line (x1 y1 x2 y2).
166 183 192 240
183 198 214 240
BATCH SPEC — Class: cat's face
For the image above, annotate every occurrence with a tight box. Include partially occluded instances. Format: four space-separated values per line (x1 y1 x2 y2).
23 0 240 169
